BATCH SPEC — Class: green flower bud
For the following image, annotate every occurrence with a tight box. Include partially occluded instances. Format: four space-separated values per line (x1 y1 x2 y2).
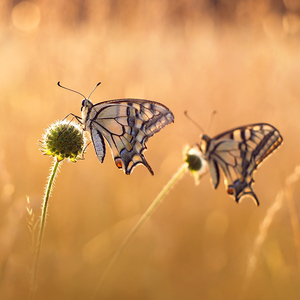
184 145 209 185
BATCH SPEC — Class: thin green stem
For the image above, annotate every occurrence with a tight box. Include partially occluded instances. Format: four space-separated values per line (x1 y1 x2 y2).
91 163 188 299
29 160 61 300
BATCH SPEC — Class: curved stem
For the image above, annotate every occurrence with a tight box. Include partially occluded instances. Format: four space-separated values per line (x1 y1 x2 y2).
91 163 188 299
29 160 60 300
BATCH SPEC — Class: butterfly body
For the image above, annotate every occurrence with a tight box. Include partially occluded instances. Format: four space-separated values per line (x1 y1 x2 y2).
80 97 174 175
197 123 283 205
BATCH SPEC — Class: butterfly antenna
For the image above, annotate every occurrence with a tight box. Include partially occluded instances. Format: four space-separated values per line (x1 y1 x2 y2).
206 110 217 133
184 111 205 133
87 82 101 99
57 81 87 99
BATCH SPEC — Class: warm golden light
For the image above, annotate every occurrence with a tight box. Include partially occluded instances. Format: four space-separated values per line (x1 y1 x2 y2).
11 1 40 31
0 1 299 300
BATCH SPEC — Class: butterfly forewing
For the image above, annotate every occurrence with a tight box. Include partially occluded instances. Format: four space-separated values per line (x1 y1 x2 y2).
200 123 283 205
84 99 174 175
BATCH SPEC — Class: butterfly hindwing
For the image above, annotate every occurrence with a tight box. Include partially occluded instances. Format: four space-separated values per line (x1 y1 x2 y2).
200 123 283 205
85 99 174 175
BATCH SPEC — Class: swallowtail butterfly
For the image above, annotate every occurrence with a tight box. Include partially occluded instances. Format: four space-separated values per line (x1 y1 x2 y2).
58 82 174 175
193 123 283 205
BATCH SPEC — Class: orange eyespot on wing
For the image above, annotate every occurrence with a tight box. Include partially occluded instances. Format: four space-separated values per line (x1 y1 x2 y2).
115 157 123 169
227 186 234 195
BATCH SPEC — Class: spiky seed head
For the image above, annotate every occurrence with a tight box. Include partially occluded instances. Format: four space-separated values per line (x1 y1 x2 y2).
39 120 85 163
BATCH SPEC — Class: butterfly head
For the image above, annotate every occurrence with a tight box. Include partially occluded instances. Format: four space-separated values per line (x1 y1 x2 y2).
81 98 94 110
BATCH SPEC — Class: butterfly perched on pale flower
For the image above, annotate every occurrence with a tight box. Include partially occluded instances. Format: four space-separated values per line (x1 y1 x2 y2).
186 122 283 206
58 82 174 175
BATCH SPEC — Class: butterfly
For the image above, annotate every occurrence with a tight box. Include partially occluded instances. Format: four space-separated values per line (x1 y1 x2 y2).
58 82 174 175
190 123 283 206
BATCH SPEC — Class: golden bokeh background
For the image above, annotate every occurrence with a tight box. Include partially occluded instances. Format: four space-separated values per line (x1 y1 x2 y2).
1 0 300 299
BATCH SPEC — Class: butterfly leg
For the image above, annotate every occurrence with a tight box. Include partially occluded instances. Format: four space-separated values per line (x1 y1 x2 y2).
62 113 82 124
57 114 83 140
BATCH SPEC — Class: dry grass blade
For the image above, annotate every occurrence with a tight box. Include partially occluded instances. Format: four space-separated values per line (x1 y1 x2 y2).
26 196 37 252
241 166 300 299
284 166 300 275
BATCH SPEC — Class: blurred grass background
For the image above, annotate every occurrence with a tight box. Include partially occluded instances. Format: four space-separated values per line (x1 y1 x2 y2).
0 0 300 299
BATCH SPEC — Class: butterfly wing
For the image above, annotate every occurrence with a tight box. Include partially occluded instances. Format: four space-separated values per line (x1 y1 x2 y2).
87 99 174 175
201 123 283 205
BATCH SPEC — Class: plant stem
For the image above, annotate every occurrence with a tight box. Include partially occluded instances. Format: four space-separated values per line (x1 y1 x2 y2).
91 163 188 299
29 160 60 300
